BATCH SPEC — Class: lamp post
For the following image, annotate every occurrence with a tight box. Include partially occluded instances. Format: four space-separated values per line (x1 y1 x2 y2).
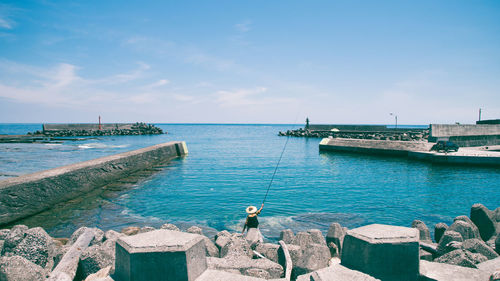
390 113 398 129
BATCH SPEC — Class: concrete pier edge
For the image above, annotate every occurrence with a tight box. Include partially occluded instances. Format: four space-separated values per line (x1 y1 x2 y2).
0 141 188 226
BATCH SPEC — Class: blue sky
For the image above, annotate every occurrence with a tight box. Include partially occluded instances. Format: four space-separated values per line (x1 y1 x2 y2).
0 1 499 124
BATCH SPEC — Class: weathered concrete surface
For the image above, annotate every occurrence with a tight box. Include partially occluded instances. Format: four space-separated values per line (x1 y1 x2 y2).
47 228 95 281
430 124 500 138
115 229 206 281
409 150 500 166
278 240 292 281
341 224 419 281
419 260 490 281
308 263 381 281
477 257 500 275
0 141 187 225
206 256 283 279
319 138 433 156
0 255 45 281
195 269 265 281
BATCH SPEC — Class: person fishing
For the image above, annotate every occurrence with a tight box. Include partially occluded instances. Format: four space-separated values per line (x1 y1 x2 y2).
242 203 264 246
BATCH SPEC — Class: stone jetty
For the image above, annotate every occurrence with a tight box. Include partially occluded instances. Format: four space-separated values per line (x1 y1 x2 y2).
279 128 428 142
31 122 164 137
0 203 499 280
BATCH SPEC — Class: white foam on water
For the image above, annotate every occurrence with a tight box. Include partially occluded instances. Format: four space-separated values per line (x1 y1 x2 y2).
44 143 62 146
78 143 130 149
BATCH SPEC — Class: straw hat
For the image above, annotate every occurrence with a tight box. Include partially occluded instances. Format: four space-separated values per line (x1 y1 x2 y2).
246 205 257 214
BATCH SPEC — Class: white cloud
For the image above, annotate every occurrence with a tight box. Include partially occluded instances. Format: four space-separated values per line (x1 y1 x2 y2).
235 20 252 33
145 79 169 89
173 94 195 102
214 87 297 107
0 17 12 29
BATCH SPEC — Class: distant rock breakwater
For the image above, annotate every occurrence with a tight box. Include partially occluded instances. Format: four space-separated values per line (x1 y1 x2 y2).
279 128 429 141
30 122 164 137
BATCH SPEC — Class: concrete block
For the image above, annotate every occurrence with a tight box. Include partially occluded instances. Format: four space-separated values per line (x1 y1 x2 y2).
341 224 419 281
419 260 490 281
114 229 206 281
195 269 265 281
310 263 380 281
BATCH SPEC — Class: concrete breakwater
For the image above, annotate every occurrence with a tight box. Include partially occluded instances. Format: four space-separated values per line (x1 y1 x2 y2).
31 122 164 137
0 203 498 281
320 138 500 166
0 141 188 226
279 128 429 142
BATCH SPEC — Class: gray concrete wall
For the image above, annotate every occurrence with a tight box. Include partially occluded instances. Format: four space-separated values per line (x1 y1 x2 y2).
430 124 500 138
0 141 188 225
43 123 135 131
319 138 433 156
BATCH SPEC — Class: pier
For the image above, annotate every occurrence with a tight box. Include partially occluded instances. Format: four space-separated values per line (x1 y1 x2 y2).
319 138 500 166
0 141 188 226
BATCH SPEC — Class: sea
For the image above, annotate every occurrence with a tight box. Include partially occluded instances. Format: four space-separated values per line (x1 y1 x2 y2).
1 123 499 240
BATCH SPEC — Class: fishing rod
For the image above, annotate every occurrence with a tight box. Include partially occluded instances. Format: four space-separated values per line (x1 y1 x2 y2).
262 115 301 205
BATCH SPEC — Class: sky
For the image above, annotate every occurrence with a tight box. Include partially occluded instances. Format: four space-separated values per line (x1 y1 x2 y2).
0 1 499 124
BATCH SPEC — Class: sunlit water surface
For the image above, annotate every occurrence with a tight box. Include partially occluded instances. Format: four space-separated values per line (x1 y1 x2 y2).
1 124 499 239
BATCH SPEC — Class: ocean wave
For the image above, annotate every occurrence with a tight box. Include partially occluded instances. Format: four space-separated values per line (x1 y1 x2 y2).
78 143 130 149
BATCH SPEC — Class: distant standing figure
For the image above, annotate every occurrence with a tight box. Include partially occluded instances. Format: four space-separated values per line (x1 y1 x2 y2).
242 203 264 246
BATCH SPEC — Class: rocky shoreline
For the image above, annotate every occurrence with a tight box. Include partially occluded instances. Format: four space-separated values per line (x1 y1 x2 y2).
279 128 429 142
0 203 499 281
29 123 164 137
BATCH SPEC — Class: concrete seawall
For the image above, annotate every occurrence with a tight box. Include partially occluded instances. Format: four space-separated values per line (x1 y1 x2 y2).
0 141 188 225
320 138 500 166
319 138 433 156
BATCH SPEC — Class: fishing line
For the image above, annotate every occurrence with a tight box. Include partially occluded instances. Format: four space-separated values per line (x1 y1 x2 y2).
262 113 301 205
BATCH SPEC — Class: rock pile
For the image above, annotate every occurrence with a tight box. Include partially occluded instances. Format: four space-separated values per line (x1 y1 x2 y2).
279 128 429 141
0 203 499 280
31 123 164 137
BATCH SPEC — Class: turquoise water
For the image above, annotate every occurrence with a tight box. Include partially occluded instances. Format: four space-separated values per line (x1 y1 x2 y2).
0 124 499 239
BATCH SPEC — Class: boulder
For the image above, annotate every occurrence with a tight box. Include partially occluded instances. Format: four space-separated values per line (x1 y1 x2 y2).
420 260 490 281
9 227 56 268
2 225 28 253
69 227 104 246
104 230 123 242
120 226 140 236
292 232 313 248
434 223 448 244
244 268 270 279
491 271 500 281
437 230 464 256
278 243 301 271
78 240 115 279
411 220 432 242
327 242 339 258
207 256 283 279
449 220 481 240
280 229 294 244
0 229 9 240
420 249 433 261
495 207 500 222
160 223 180 231
138 226 155 233
308 263 381 281
84 266 113 281
326 223 345 255
0 240 3 253
218 233 252 259
307 229 326 245
496 234 500 255
435 249 487 268
461 238 499 260
0 255 45 281
255 243 279 263
245 228 263 248
202 237 219 257
470 203 496 241
187 226 203 235
293 243 331 278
